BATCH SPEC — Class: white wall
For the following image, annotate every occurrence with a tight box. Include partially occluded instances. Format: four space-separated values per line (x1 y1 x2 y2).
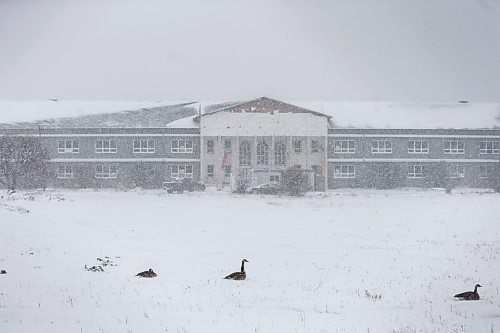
201 111 327 137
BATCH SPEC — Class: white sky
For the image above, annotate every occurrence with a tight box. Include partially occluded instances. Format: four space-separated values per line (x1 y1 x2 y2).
0 0 499 102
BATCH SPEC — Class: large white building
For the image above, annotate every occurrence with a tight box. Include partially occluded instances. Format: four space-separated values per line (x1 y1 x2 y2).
1 97 500 191
198 97 329 189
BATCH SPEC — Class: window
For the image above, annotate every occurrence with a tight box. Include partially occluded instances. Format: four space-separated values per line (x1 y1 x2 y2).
58 140 79 153
480 165 498 179
239 141 251 166
371 140 392 153
257 141 269 165
171 139 193 153
95 140 117 153
224 165 231 177
274 142 286 166
133 140 155 153
334 140 355 153
224 140 232 152
207 165 214 177
95 165 117 179
207 140 215 154
171 165 193 179
408 164 426 178
480 141 499 154
270 175 280 182
293 140 302 153
333 165 355 178
57 165 74 178
449 164 465 178
444 141 464 154
408 140 429 154
311 140 322 153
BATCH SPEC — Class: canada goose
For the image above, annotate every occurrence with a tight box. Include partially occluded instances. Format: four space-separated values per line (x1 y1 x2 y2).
224 259 249 280
454 284 482 300
136 268 157 278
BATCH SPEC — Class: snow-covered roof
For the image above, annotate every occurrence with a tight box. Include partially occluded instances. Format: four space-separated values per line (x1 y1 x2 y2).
165 115 199 128
0 101 197 129
292 101 500 129
188 101 242 116
1 99 499 130
200 97 332 119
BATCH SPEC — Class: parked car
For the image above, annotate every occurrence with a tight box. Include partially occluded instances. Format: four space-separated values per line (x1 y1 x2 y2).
247 183 283 195
163 179 206 193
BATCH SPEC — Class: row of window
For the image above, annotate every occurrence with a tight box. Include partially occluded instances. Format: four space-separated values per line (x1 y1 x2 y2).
57 164 194 179
56 139 500 155
212 141 320 167
206 164 319 178
333 140 500 155
58 163 497 181
58 165 119 179
207 140 323 155
58 139 194 154
241 142 286 166
206 164 231 177
332 164 497 179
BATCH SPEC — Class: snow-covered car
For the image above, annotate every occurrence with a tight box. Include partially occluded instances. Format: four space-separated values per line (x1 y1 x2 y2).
247 183 283 195
163 179 206 193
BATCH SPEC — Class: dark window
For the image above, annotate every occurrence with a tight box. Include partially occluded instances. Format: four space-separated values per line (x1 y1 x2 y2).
239 142 251 166
224 140 232 152
274 142 286 166
312 140 322 153
257 141 269 165
207 165 214 177
224 165 232 177
270 175 280 182
293 140 302 153
207 140 215 154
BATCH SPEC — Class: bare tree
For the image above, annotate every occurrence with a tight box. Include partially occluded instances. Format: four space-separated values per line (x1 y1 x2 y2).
234 169 252 194
130 162 162 188
0 136 50 191
282 166 309 196
483 164 500 193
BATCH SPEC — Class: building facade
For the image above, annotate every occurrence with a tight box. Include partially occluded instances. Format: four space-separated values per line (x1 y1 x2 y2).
199 98 329 190
1 97 499 190
328 128 500 189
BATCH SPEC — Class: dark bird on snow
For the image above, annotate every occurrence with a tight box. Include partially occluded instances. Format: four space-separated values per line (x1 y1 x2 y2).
454 284 482 300
136 268 157 278
224 259 249 280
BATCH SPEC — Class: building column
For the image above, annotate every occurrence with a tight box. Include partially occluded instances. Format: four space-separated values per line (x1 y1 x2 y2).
324 135 329 190
270 135 275 167
200 135 206 184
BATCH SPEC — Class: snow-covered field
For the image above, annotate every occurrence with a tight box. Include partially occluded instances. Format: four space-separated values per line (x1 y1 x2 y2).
0 189 499 333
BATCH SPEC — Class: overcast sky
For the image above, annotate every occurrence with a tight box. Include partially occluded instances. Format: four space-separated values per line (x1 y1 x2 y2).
0 0 499 102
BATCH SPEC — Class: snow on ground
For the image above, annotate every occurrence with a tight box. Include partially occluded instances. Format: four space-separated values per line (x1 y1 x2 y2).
0 189 499 333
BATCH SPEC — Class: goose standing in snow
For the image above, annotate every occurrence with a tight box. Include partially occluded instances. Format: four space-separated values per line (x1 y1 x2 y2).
224 259 249 280
454 284 482 300
136 268 157 278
